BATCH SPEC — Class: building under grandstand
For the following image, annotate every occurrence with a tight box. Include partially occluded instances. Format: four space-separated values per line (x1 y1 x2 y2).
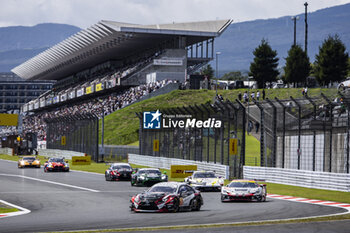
12 20 231 113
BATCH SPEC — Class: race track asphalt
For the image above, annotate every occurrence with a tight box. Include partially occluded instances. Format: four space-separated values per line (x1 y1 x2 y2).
0 159 346 233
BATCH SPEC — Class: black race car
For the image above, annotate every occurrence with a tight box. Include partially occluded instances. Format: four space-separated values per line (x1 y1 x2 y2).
131 168 168 186
105 163 133 181
130 182 203 212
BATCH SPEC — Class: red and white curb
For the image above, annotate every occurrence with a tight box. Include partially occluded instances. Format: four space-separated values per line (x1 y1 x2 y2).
268 194 350 211
0 200 31 218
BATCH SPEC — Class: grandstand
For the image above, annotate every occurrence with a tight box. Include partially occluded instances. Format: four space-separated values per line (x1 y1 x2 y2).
7 19 231 141
12 19 231 113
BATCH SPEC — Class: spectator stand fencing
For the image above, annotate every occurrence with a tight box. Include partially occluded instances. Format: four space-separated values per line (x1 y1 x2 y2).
45 113 99 162
136 99 246 179
248 92 350 174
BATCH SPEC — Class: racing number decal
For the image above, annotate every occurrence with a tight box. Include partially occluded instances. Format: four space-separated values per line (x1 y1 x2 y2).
229 138 237 155
153 139 159 152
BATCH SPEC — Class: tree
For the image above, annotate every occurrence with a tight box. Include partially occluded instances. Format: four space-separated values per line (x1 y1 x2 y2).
314 34 349 86
284 45 311 86
221 71 247 80
249 39 279 88
200 64 214 79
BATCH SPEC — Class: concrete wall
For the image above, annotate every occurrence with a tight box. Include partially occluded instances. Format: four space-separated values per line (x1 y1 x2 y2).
276 132 348 173
0 147 13 155
101 145 139 160
38 149 85 159
244 166 350 192
128 153 230 179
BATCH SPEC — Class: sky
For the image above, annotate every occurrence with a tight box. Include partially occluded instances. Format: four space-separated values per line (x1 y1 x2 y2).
0 0 350 28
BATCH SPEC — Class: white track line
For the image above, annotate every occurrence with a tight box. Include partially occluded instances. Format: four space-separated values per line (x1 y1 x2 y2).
0 200 31 218
0 174 100 193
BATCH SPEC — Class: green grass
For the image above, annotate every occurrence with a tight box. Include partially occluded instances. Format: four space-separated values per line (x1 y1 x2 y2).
264 182 350 203
245 133 261 166
101 88 338 146
0 207 18 214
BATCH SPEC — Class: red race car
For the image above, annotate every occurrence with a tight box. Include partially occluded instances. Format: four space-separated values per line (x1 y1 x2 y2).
44 157 70 172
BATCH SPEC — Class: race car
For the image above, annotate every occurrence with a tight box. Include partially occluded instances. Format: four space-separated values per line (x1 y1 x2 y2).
18 156 41 168
44 157 69 172
105 163 133 181
221 180 266 202
184 171 224 191
131 168 168 186
130 182 203 212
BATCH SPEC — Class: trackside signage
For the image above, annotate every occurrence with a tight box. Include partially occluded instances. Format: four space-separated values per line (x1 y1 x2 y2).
143 110 222 129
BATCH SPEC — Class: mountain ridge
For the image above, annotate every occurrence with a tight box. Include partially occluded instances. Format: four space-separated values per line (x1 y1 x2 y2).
0 3 349 73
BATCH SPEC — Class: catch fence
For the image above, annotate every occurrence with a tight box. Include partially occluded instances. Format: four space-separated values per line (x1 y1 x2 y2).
137 99 246 179
45 113 99 162
248 92 350 173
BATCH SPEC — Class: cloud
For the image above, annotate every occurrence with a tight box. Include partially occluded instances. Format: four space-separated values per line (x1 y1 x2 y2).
0 0 349 28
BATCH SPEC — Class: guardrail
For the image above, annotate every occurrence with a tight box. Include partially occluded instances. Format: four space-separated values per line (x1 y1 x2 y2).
0 147 13 155
38 149 85 160
128 153 229 179
243 166 350 192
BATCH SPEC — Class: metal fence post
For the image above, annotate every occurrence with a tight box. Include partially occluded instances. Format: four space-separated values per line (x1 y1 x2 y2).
266 98 277 167
321 93 333 172
290 96 301 170
275 97 285 168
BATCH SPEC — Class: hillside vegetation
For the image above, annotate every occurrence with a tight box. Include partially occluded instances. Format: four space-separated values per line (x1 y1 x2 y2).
102 88 338 145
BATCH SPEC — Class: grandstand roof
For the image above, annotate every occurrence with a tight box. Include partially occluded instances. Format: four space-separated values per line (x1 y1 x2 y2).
11 19 231 81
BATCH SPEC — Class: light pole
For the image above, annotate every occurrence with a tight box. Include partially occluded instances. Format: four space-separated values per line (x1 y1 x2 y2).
215 52 221 96
304 2 308 55
291 16 299 46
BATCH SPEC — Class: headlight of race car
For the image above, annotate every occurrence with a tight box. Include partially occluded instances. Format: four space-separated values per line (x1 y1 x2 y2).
134 195 140 203
139 175 145 180
64 163 69 167
221 188 228 194
21 161 25 165
48 164 53 168
161 174 167 180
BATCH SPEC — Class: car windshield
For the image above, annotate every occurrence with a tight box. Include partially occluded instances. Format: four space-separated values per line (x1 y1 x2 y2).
139 170 161 175
228 182 258 188
193 172 216 178
112 165 130 170
49 158 64 163
148 186 176 193
23 157 36 161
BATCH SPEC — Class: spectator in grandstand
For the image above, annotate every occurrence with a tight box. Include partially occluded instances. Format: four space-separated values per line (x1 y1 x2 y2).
21 81 171 140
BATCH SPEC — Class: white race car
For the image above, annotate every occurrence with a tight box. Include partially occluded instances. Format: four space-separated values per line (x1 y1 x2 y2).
184 171 224 191
221 180 266 202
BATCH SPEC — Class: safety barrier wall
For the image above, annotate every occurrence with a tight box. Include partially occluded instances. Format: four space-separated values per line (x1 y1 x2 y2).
128 153 229 179
243 166 350 192
0 147 13 155
100 145 138 159
38 149 85 159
